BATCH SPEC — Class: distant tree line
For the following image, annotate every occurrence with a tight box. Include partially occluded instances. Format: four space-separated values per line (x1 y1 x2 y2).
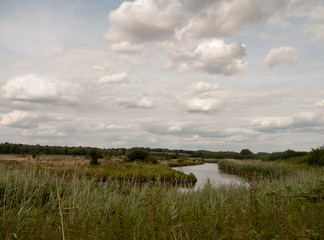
0 142 126 157
0 142 323 166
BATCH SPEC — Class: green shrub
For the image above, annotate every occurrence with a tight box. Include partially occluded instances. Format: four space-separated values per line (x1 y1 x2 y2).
126 148 150 162
90 149 102 165
240 149 253 155
307 146 324 166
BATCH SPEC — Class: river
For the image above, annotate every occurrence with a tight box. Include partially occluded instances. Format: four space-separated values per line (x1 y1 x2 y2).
172 163 245 190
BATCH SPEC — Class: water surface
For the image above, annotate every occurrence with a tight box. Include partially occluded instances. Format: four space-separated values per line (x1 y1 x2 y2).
173 163 244 189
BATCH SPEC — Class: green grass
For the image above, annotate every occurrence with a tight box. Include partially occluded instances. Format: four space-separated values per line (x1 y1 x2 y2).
0 159 324 239
83 162 197 185
217 159 292 179
167 160 204 167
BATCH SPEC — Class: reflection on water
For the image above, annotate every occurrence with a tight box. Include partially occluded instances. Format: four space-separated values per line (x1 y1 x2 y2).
173 163 244 190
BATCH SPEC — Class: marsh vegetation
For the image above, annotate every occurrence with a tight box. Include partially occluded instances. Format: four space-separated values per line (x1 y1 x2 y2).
0 144 324 239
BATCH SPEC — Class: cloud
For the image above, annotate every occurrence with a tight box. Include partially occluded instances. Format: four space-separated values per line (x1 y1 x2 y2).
267 15 291 29
97 72 129 84
0 111 43 129
106 124 134 130
118 97 155 109
110 41 144 53
182 0 288 39
251 112 324 133
104 0 186 45
307 5 324 21
168 125 182 132
288 2 324 44
2 74 79 103
180 81 221 113
315 100 324 107
303 6 324 43
167 39 247 75
303 24 324 43
264 46 299 69
92 65 109 71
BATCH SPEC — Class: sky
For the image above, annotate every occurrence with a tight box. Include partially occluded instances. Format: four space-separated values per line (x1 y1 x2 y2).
0 0 324 153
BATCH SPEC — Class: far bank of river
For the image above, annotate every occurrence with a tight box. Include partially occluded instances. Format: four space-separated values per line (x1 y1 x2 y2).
172 163 245 189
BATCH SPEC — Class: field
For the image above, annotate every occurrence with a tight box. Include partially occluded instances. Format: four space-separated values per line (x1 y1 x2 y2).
0 154 323 239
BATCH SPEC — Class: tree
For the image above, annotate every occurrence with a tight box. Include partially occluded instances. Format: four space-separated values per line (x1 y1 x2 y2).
90 149 102 165
126 148 150 162
240 149 253 155
307 146 324 166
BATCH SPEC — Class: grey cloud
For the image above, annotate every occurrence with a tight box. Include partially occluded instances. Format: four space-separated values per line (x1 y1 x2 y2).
267 15 291 29
303 24 324 43
0 111 49 129
251 112 324 133
288 2 324 44
264 46 299 69
117 97 155 109
182 0 288 39
110 42 144 54
140 119 258 142
184 0 216 14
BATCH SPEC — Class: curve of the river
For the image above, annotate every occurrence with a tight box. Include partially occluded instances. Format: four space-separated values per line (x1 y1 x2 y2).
172 163 245 190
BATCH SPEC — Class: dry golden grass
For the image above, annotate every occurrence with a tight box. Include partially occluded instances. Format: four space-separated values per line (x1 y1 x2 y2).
0 154 121 168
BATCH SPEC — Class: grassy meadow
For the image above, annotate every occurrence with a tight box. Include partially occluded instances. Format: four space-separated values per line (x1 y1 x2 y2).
0 154 323 239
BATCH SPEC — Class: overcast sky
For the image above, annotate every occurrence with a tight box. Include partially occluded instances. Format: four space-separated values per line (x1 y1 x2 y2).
1 0 324 152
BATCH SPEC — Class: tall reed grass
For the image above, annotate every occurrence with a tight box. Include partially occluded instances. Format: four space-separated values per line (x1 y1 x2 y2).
0 160 323 239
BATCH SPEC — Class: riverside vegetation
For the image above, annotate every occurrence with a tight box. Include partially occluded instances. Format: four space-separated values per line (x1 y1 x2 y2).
0 144 324 239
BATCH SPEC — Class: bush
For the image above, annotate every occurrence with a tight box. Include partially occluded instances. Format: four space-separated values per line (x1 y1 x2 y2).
90 149 102 165
307 146 324 166
126 148 150 162
240 149 253 155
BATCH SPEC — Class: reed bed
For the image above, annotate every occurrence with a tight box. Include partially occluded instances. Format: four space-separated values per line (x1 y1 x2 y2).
0 159 323 239
217 159 292 179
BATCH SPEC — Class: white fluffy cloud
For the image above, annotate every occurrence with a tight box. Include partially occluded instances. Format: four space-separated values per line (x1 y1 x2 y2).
167 39 247 75
104 0 185 45
264 46 299 69
2 74 79 103
97 72 129 84
0 111 43 129
180 81 221 113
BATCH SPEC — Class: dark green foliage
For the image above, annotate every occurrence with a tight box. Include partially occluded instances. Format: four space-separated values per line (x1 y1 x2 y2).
90 149 102 165
254 152 270 161
126 148 150 162
240 149 253 155
269 149 308 161
307 146 324 166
